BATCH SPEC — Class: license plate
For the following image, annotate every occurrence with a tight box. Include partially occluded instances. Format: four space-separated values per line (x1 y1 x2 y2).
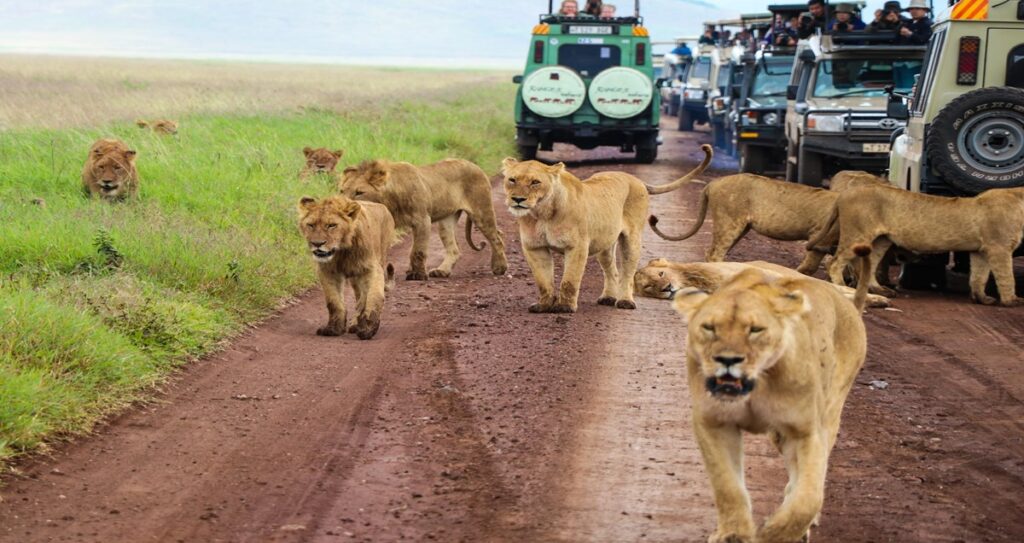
740 132 759 139
576 37 606 44
862 143 891 153
569 25 613 35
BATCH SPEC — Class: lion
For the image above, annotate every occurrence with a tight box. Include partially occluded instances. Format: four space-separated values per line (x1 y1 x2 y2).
501 144 713 313
136 119 178 135
81 138 139 200
300 147 344 179
827 170 888 193
339 158 508 280
634 258 891 308
672 246 871 543
297 195 396 340
809 184 1024 306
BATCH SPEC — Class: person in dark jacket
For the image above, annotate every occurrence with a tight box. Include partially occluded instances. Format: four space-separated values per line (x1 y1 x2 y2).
828 3 866 32
868 1 906 32
900 0 933 44
798 0 828 38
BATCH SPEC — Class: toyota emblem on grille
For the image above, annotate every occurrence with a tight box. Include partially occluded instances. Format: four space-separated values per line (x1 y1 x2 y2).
878 118 900 130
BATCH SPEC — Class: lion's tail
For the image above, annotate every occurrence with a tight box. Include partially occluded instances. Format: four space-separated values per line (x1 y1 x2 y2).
135 119 149 129
853 245 872 312
806 205 840 252
648 188 709 242
385 263 395 292
463 212 485 251
645 144 713 195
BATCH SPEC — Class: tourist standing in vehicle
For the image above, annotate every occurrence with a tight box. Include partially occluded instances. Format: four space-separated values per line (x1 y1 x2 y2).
868 2 905 32
698 26 718 45
584 0 603 17
671 41 692 57
599 3 616 18
900 0 933 44
799 0 828 38
765 14 799 46
829 3 866 32
559 0 579 16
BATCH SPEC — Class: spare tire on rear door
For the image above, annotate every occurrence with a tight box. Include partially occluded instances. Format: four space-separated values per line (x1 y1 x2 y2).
522 66 587 118
925 87 1024 194
588 67 654 119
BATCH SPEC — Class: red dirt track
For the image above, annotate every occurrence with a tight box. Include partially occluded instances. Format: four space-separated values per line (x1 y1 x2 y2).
3 122 1024 542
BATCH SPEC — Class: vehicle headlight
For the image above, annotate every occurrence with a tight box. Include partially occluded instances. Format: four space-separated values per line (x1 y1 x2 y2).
683 89 705 100
763 112 779 125
807 113 845 132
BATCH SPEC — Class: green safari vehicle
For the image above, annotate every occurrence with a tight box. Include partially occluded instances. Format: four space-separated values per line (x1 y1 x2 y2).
512 1 661 163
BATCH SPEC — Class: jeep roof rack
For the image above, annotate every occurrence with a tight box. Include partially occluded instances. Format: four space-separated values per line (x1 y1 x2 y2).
541 0 643 24
821 33 929 51
767 3 812 18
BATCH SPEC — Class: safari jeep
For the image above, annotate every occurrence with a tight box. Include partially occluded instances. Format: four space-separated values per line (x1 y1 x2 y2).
737 46 795 172
657 39 694 117
678 44 717 131
784 32 925 185
708 50 746 157
513 3 661 163
885 0 1024 287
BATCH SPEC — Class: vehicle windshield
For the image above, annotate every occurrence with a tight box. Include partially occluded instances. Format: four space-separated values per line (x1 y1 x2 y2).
716 64 731 88
750 56 793 102
691 56 712 81
558 44 622 78
813 58 923 98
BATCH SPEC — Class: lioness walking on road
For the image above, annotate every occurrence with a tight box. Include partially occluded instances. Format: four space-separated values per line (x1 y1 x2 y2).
339 158 508 280
297 195 396 340
673 246 872 543
501 144 712 313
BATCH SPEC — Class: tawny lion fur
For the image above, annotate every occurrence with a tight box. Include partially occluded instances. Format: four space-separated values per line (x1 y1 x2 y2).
300 147 344 179
808 184 1024 306
634 258 891 308
81 138 139 201
136 119 178 135
339 158 508 280
297 195 396 340
672 247 871 543
500 144 713 313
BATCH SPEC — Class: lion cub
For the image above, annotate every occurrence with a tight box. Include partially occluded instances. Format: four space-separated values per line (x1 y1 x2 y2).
298 195 396 340
339 158 508 280
136 119 178 135
81 138 139 201
300 147 344 179
501 145 712 313
673 247 871 543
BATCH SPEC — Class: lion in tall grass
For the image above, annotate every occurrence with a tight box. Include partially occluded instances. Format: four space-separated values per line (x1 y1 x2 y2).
81 138 139 201
136 119 178 135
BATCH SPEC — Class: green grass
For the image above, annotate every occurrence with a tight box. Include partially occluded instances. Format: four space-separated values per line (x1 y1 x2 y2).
0 83 516 468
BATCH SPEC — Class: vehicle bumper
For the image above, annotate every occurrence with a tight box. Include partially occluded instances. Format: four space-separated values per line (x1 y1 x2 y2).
802 133 893 167
516 123 659 150
682 100 709 120
737 125 784 147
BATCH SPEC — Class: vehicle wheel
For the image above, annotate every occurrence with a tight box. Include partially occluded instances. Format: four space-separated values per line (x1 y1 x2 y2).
636 145 658 164
678 110 694 131
740 145 768 173
517 144 538 161
711 122 725 149
668 95 680 117
898 254 948 291
797 145 824 187
925 86 1024 194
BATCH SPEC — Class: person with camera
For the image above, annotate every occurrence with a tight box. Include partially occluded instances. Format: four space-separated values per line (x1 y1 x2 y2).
828 3 866 32
900 0 933 44
868 1 905 32
765 14 800 46
798 0 828 38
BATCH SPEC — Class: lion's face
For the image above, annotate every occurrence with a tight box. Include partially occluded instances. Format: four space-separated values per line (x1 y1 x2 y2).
634 265 680 299
303 147 344 174
500 158 562 217
297 195 362 263
88 150 136 199
338 161 387 204
674 272 808 401
153 120 178 135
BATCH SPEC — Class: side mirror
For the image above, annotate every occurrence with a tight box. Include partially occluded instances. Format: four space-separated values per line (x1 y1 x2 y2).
887 101 909 120
795 102 809 114
512 75 523 84
787 84 799 100
655 77 667 88
799 49 816 62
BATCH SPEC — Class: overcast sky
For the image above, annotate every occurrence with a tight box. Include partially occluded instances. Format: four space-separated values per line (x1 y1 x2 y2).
0 1 940 68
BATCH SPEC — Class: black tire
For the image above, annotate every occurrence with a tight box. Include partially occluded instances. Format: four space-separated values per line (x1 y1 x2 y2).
797 145 824 186
517 144 537 161
678 109 694 131
898 254 949 291
740 145 768 174
925 86 1024 194
711 121 726 149
636 145 658 164
668 95 680 117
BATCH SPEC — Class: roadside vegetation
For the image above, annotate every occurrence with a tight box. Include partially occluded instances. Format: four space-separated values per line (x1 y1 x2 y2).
0 57 516 469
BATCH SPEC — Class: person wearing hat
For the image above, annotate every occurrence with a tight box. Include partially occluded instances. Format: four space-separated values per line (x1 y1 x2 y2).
868 1 907 32
828 3 866 32
798 0 828 38
900 0 933 44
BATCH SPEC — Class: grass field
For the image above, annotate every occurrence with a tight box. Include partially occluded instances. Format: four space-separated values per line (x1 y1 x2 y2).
0 55 516 469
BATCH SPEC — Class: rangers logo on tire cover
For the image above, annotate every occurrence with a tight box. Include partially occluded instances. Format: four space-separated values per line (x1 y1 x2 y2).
522 66 587 118
588 67 654 119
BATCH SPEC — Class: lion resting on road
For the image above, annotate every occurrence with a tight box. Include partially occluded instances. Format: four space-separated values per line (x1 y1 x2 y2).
634 258 891 307
339 158 508 280
298 195 396 340
809 184 1024 306
501 144 712 313
672 247 871 543
136 119 178 135
81 138 139 201
300 147 344 179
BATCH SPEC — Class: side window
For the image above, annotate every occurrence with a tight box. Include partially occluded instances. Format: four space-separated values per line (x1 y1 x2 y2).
1007 44 1024 88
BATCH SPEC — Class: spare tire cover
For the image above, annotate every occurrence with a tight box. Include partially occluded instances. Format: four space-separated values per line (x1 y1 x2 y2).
588 67 654 119
522 66 586 118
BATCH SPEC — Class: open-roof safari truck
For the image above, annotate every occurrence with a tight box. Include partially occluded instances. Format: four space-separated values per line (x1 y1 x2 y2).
513 0 661 163
886 0 1024 287
707 12 773 158
784 1 926 185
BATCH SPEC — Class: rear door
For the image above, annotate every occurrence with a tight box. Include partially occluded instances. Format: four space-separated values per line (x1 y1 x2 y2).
985 28 1024 87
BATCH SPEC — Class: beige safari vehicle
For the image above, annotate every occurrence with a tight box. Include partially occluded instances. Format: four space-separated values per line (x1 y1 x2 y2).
784 28 926 185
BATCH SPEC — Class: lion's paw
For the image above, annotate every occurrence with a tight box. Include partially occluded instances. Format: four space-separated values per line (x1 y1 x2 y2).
428 268 451 278
528 303 552 313
550 304 577 314
1000 297 1024 307
972 294 998 306
596 296 617 306
316 325 344 337
491 262 508 276
354 316 380 340
868 284 897 297
708 532 753 543
406 270 428 281
615 299 637 310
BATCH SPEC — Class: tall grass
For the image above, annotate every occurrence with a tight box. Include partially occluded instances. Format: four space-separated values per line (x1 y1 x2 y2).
0 81 516 468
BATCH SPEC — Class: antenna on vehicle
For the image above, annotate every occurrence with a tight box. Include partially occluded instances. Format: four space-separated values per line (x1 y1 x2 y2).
635 0 640 17
549 0 554 14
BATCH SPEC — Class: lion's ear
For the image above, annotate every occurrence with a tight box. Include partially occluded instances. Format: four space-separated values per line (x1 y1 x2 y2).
546 162 566 176
298 196 317 215
333 149 345 159
770 289 810 317
501 157 519 174
343 200 362 219
368 165 389 186
136 119 148 128
672 287 709 318
650 258 670 266
303 147 314 157
124 150 137 160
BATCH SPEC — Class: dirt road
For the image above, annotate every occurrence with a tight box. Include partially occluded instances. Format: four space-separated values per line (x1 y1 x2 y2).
3 124 1024 542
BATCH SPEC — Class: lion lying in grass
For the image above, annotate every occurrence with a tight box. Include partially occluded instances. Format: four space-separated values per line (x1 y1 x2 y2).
673 246 871 543
810 184 1024 306
81 138 139 201
297 195 396 340
339 158 508 280
136 119 178 135
300 147 344 179
501 145 712 313
649 171 887 275
634 258 891 307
